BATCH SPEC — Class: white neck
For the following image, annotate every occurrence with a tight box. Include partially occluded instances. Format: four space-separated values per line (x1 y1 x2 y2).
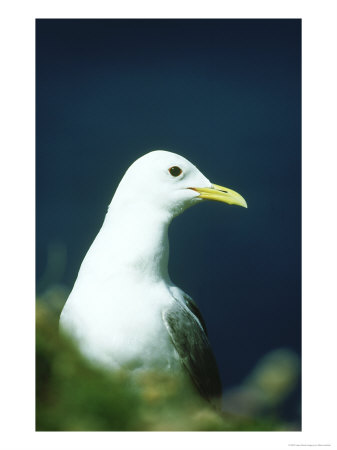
78 201 173 284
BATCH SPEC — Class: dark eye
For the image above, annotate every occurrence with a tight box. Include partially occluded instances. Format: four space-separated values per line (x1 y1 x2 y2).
169 166 182 177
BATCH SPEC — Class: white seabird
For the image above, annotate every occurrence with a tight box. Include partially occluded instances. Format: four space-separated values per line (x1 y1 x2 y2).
60 150 247 405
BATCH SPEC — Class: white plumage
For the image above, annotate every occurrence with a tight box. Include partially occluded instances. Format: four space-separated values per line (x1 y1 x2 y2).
60 150 247 403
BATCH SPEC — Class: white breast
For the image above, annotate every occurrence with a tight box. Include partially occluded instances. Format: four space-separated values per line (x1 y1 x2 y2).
60 276 181 372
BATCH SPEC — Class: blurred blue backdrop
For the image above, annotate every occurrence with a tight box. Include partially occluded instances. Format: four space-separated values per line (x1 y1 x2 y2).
36 19 301 421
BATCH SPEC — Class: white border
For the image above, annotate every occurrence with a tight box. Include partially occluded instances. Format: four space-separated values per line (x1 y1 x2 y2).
1 1 336 449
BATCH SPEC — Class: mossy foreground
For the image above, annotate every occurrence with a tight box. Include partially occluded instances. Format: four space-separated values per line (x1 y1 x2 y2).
36 302 291 431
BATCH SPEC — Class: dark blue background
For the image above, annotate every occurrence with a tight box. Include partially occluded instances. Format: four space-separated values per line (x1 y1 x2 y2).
36 19 301 417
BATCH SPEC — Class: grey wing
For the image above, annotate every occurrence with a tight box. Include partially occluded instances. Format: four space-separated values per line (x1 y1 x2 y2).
182 293 208 336
162 300 222 407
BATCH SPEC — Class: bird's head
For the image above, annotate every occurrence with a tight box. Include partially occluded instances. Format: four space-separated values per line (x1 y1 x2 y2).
111 150 247 219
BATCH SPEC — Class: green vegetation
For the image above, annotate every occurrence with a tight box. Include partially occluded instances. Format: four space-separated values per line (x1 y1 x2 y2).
36 300 299 431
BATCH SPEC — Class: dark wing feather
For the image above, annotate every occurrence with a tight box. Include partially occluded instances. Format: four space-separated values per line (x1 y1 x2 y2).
162 299 222 407
182 294 208 336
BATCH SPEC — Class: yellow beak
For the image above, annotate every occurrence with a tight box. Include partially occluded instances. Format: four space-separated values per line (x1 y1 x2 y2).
191 183 247 208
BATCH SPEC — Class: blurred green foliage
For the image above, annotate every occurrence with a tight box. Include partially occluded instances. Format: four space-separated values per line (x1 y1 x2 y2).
36 298 299 431
36 244 300 430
